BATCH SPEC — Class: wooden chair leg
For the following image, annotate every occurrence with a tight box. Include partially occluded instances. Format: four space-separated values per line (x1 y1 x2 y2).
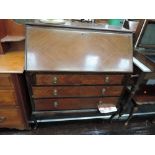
109 90 131 123
109 104 123 123
118 104 125 118
110 98 127 123
125 104 138 126
124 107 134 126
109 112 118 123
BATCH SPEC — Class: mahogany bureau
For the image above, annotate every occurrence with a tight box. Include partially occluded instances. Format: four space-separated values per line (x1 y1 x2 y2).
25 22 133 123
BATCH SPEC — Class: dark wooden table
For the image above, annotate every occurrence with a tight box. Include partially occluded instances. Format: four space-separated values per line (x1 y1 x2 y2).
123 51 155 125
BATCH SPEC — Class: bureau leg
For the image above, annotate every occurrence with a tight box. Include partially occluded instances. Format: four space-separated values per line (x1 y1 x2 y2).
33 120 38 130
32 116 38 130
118 89 132 118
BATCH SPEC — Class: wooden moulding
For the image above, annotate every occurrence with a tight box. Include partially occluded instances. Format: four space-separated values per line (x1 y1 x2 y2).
0 19 25 54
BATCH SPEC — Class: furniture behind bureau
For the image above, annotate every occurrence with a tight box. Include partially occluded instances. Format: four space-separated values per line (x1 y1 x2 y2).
133 19 155 106
122 19 155 125
0 19 25 54
0 74 30 129
0 20 30 130
25 22 133 124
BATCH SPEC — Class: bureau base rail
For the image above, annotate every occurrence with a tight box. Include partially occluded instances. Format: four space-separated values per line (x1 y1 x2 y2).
29 111 155 123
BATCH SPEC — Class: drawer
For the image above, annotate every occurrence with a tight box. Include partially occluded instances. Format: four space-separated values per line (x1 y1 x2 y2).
32 86 123 98
34 97 119 111
134 85 155 103
134 95 155 103
0 74 13 88
0 108 25 129
35 74 124 85
0 90 17 106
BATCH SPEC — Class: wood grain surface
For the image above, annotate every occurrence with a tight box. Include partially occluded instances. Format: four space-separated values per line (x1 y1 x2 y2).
34 97 119 111
32 86 123 98
26 26 133 72
35 73 124 85
0 50 24 73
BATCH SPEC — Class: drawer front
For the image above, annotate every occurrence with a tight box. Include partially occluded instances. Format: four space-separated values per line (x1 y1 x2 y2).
0 90 16 105
0 108 25 129
34 97 119 111
0 74 13 88
134 95 155 102
134 85 155 103
35 74 124 85
32 86 123 98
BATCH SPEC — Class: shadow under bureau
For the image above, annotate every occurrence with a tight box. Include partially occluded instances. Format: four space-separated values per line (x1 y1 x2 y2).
25 22 133 123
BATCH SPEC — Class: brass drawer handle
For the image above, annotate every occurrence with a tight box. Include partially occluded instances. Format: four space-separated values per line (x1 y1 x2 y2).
105 76 109 83
97 101 103 107
52 77 58 84
53 101 58 108
102 88 106 95
0 116 6 123
99 101 103 104
53 89 58 96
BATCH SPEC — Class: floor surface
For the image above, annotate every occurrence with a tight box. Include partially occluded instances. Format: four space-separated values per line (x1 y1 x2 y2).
1 118 155 135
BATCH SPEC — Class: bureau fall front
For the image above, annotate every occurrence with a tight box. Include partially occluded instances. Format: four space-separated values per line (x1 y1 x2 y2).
25 23 133 123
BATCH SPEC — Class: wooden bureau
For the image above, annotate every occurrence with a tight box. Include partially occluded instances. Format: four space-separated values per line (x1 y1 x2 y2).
25 22 133 123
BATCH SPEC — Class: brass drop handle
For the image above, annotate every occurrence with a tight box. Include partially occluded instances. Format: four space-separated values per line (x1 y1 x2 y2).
52 77 58 84
105 76 109 83
97 101 103 107
53 101 58 108
0 116 6 123
99 101 103 104
53 89 58 96
102 88 106 95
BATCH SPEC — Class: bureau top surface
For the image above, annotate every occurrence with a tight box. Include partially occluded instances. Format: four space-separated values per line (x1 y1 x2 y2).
0 50 24 73
26 26 133 72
